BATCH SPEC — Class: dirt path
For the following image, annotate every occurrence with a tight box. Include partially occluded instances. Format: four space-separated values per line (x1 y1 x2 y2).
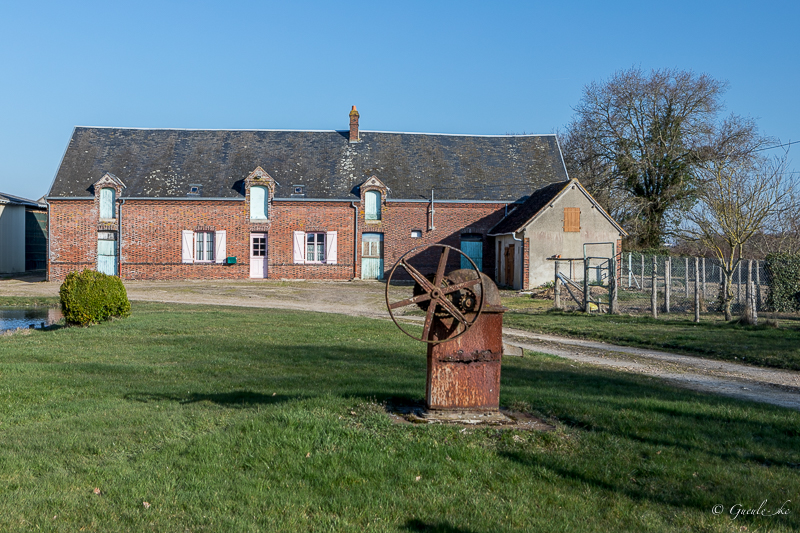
3 276 799 411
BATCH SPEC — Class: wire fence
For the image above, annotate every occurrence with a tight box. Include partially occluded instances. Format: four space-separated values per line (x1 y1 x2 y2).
552 253 779 317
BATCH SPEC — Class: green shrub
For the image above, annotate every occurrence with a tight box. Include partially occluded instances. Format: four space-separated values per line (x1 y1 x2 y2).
59 269 131 326
765 253 800 312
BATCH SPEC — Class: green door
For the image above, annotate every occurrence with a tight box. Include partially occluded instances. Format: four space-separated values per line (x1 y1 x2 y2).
460 235 483 271
97 236 117 276
361 233 384 280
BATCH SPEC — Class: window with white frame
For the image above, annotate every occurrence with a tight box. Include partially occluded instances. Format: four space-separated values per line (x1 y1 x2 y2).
364 190 381 220
250 186 268 220
181 230 227 264
306 233 325 263
293 231 338 265
195 231 215 262
99 188 116 219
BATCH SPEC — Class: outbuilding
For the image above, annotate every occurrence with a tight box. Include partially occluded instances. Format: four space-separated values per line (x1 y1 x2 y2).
0 193 47 274
489 179 626 289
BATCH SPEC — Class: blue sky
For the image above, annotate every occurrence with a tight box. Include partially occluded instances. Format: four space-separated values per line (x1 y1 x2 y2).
1 1 797 201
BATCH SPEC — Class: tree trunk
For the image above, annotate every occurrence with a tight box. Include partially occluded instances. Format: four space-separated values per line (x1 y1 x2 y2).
722 269 733 321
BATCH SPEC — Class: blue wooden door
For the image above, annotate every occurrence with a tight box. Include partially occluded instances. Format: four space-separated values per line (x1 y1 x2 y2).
361 233 384 280
97 238 117 276
460 238 483 271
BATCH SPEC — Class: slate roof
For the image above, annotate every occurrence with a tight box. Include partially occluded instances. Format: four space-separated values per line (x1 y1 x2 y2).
489 178 626 235
489 180 571 234
48 127 569 201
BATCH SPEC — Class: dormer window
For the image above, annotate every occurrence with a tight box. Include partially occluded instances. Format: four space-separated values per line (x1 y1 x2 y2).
100 188 116 219
250 186 268 220
293 185 305 196
365 190 381 221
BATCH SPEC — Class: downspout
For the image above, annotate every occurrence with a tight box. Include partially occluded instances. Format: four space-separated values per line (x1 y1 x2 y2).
428 189 435 231
118 198 125 279
44 198 50 281
350 202 358 280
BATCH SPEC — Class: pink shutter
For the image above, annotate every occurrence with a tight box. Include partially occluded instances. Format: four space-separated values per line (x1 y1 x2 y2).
182 230 194 263
215 230 227 263
326 231 338 264
293 231 305 264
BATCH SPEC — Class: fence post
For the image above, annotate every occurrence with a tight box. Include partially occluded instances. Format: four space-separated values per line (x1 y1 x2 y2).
583 257 590 313
651 256 658 319
722 267 728 314
554 261 561 310
641 254 645 289
756 260 762 312
684 257 689 297
628 252 632 288
746 260 752 312
737 261 742 307
694 257 701 323
665 256 671 313
749 280 758 325
609 256 618 314
701 257 706 301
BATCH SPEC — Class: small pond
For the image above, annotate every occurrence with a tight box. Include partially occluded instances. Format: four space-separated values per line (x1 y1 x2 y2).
0 307 63 332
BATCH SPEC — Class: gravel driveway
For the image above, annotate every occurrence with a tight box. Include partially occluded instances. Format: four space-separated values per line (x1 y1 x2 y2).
2 275 799 411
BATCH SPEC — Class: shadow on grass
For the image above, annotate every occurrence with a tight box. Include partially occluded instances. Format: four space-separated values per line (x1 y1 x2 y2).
125 390 296 407
402 518 478 533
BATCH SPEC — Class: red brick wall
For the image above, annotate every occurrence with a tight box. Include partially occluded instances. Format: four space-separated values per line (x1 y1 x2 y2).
48 198 510 282
357 201 506 280
49 200 97 280
267 201 355 279
522 238 530 290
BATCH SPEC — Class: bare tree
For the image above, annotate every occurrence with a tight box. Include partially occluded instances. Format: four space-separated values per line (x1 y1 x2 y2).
681 142 795 320
562 67 737 249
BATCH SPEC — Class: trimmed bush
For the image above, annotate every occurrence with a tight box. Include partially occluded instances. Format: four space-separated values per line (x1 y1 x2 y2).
765 253 800 312
59 269 131 326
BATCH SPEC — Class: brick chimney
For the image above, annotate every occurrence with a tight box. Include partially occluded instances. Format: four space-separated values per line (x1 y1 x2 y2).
349 105 360 143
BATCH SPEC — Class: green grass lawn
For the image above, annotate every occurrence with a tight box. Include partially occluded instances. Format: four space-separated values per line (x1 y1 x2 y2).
502 297 800 371
1 301 798 532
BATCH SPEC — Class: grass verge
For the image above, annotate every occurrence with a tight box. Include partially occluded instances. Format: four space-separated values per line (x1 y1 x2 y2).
502 298 800 371
0 301 798 532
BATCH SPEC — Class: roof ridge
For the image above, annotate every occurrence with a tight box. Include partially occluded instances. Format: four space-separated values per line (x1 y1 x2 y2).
72 126 555 138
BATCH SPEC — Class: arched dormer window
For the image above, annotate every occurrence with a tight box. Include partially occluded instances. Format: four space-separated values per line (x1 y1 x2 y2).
100 188 116 219
250 186 268 220
365 190 381 221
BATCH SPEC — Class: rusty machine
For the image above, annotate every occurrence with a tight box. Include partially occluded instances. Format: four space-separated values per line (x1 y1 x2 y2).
385 244 513 422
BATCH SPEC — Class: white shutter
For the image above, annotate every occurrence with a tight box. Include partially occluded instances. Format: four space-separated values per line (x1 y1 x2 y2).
181 230 194 263
215 230 227 263
293 231 306 264
326 231 338 264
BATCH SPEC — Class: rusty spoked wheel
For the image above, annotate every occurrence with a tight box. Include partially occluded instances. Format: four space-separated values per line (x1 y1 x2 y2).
385 244 484 344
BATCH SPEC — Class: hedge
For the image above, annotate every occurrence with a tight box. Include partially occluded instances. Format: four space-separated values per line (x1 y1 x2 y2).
59 269 131 326
765 253 800 312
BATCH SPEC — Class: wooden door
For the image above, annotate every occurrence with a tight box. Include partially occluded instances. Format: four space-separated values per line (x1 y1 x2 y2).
460 236 483 271
361 233 384 280
250 233 267 278
97 233 117 276
504 244 515 286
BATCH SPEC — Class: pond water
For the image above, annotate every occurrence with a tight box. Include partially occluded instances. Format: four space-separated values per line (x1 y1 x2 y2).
0 307 63 331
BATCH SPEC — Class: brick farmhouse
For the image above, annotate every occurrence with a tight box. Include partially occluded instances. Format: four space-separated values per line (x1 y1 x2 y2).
45 107 621 288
